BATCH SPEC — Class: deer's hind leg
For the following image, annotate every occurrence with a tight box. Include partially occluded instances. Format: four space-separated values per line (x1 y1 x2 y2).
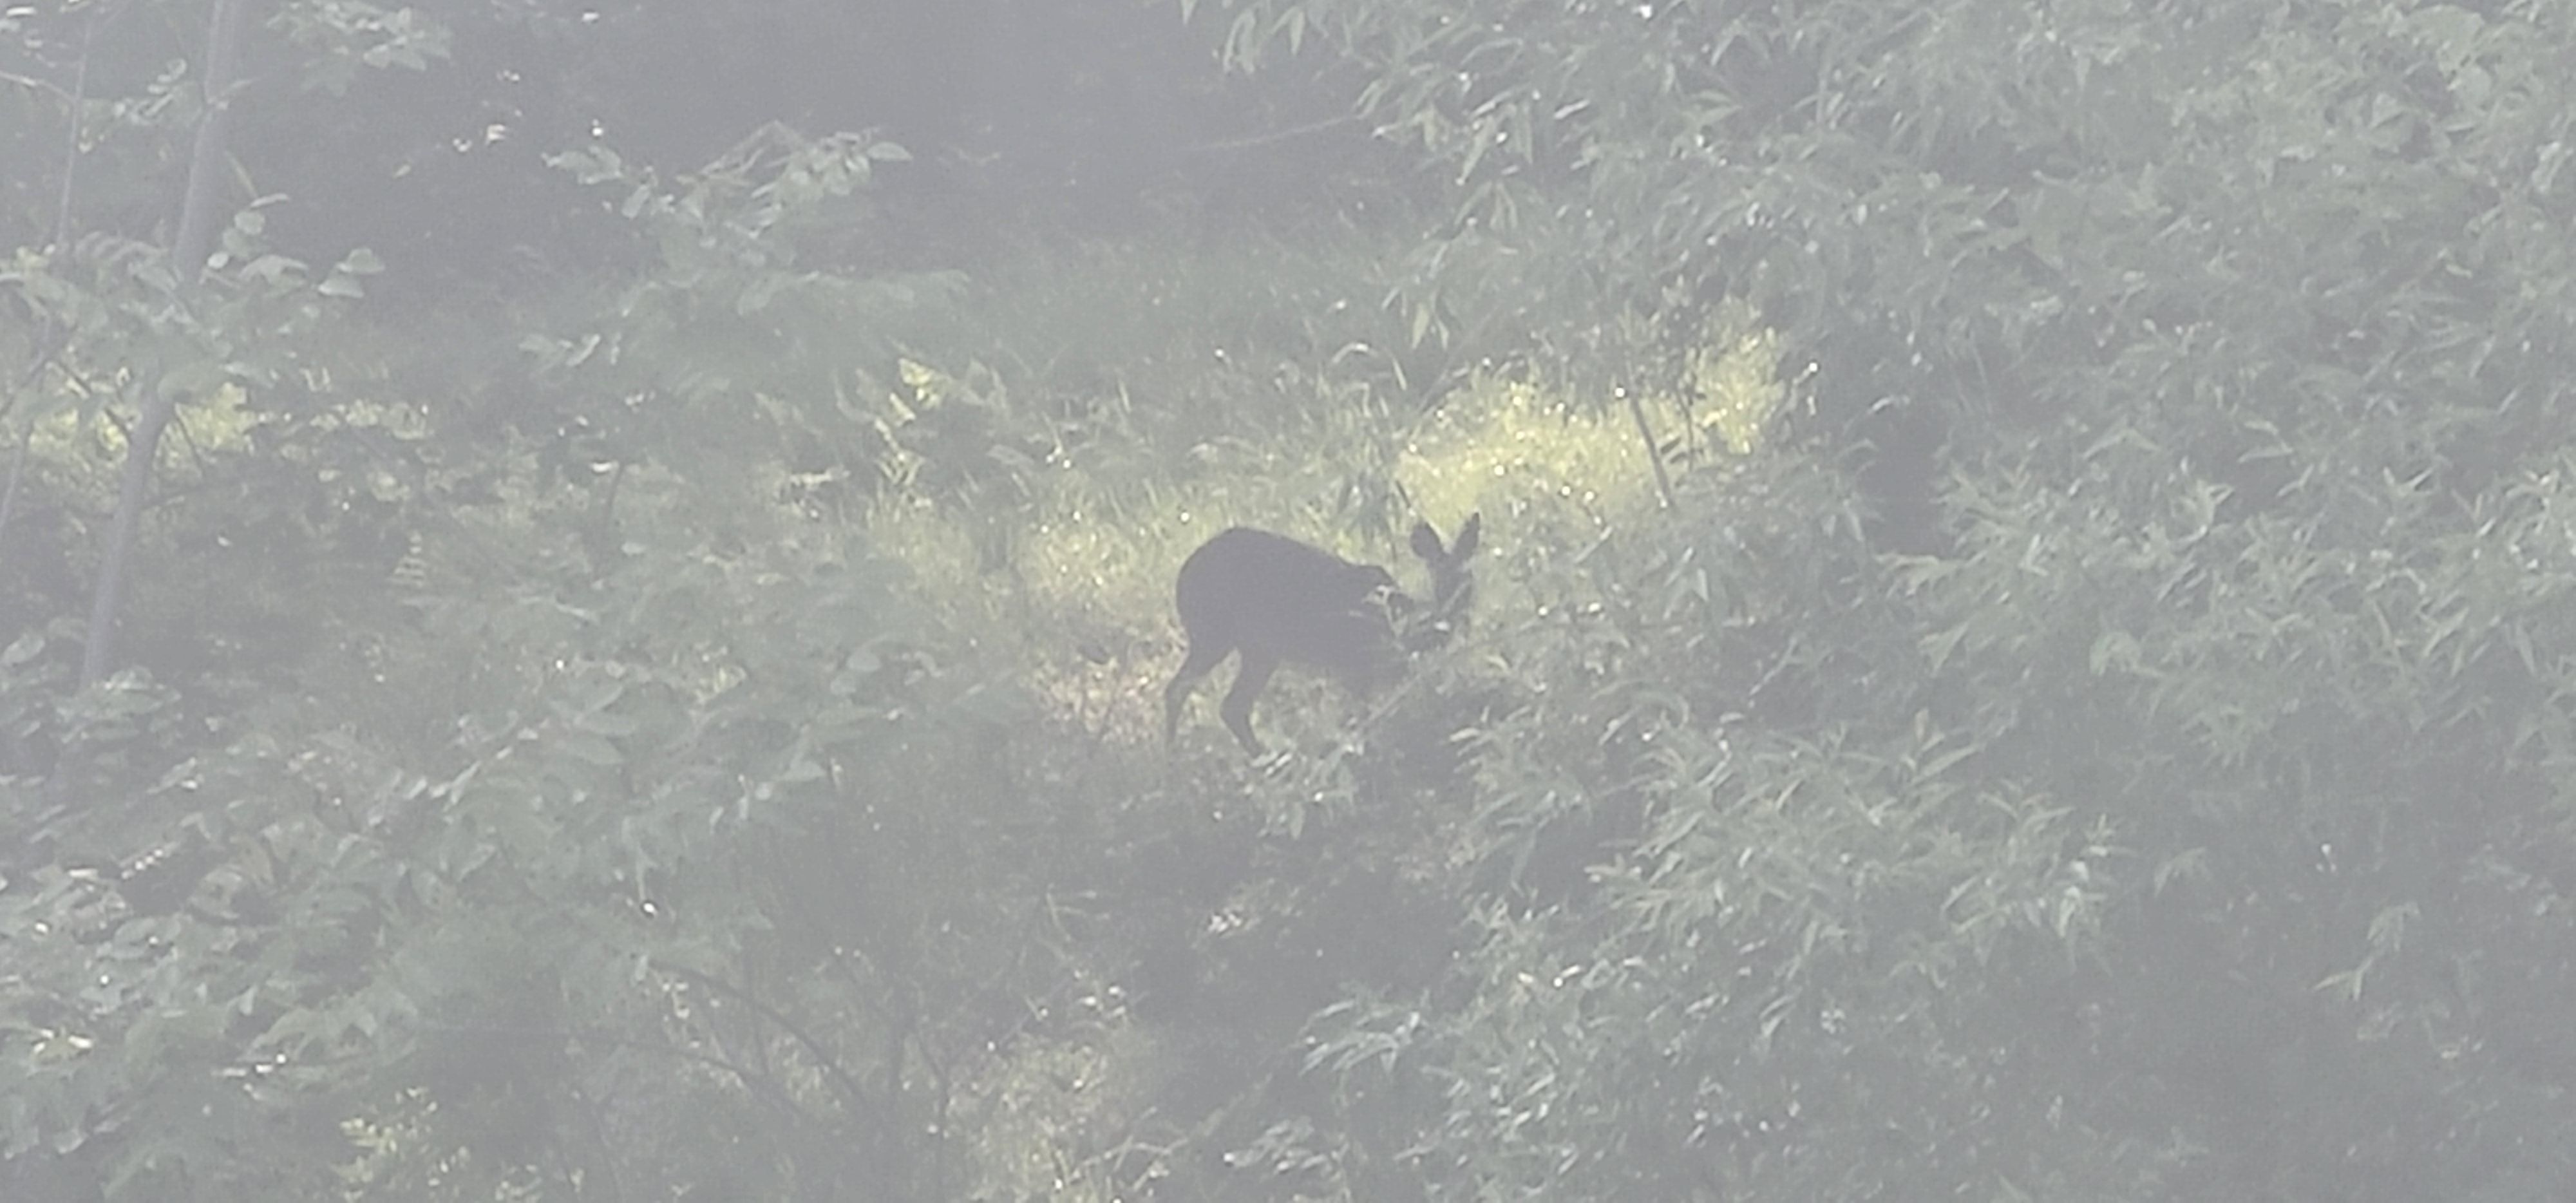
1218 649 1280 753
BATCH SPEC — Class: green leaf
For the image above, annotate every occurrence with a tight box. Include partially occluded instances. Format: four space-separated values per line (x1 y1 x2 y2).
556 732 625 768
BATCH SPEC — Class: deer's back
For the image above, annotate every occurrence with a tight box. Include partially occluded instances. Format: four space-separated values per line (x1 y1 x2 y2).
1175 527 1397 668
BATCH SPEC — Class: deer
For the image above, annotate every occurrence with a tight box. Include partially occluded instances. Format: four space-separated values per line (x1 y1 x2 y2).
1162 514 1481 753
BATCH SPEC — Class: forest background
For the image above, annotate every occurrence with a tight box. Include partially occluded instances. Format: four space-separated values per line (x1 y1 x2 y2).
5 0 2575 1199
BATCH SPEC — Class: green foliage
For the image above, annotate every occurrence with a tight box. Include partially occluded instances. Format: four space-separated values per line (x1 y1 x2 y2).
13 0 2576 1199
524 127 965 489
274 0 451 95
1170 0 2576 1197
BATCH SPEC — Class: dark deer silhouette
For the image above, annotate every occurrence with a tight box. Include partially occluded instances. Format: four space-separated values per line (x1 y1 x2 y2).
1163 515 1481 752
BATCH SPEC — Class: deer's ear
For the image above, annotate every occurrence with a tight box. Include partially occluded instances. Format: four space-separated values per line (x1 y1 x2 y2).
1452 513 1482 560
1410 521 1443 559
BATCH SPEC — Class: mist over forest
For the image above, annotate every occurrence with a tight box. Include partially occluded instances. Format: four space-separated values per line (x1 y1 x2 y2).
5 1 2575 1198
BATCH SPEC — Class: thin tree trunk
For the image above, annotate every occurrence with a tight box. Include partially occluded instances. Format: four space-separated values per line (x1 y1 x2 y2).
0 3 115 577
78 0 252 687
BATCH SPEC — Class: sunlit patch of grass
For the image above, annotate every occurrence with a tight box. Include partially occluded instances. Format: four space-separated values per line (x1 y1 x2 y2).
1400 304 1786 535
1372 311 1788 654
1684 305 1787 457
1401 375 1654 533
1018 507 1181 746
